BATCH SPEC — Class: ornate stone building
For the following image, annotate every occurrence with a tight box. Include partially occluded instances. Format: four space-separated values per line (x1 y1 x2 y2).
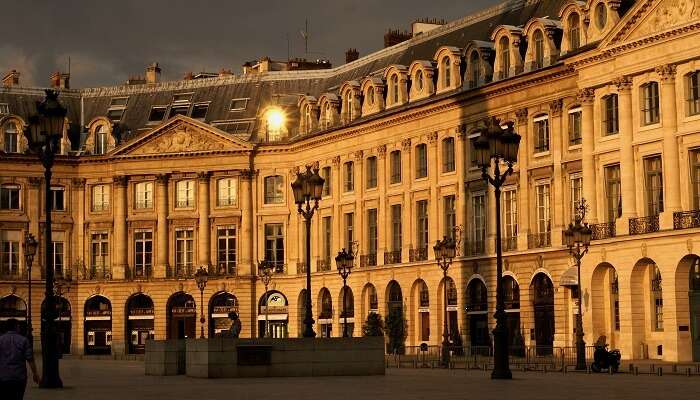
2 0 700 361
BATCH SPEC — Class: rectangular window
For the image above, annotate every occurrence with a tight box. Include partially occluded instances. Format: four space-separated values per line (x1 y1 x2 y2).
687 71 700 116
604 165 622 222
176 180 195 208
570 174 583 219
175 229 194 274
0 240 20 276
134 231 152 278
148 106 167 123
4 125 18 153
321 167 331 196
344 213 354 251
645 156 664 216
51 241 64 277
442 138 455 173
211 120 252 134
191 103 209 120
230 98 249 111
503 189 517 247
390 150 402 184
602 95 619 136
168 104 190 119
217 178 237 206
472 194 485 252
92 184 110 212
344 162 354 192
216 226 236 275
535 183 551 236
91 232 109 278
533 116 550 153
50 186 65 211
641 82 660 125
107 97 128 121
135 182 153 209
568 108 582 146
443 195 456 239
416 144 428 178
469 137 478 167
263 175 284 204
322 217 332 263
0 185 20 210
366 157 377 189
416 200 429 250
391 204 402 252
264 224 284 268
691 150 700 210
172 93 193 103
367 209 378 255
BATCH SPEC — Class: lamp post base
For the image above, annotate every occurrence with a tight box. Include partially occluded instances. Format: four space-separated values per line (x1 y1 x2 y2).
575 330 587 370
441 337 451 367
302 317 316 338
491 310 512 380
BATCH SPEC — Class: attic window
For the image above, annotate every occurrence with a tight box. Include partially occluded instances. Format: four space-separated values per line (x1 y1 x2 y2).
172 93 193 103
148 106 167 123
230 98 249 111
107 97 128 121
168 105 190 118
191 103 209 120
110 97 128 107
212 119 252 134
0 103 9 114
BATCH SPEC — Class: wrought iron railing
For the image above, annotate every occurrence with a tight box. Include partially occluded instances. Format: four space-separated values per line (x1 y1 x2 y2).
384 250 402 265
167 265 193 278
673 210 700 230
127 266 152 280
360 253 377 268
590 222 616 240
465 240 485 256
409 247 428 262
501 237 517 252
296 262 307 275
317 259 332 272
211 263 237 277
528 232 551 249
629 215 659 235
83 266 112 280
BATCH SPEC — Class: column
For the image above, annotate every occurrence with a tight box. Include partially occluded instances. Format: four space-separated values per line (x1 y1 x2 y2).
456 127 467 256
549 99 564 246
614 76 636 235
155 174 169 278
515 108 530 250
27 177 42 279
401 138 412 261
112 175 128 280
578 88 598 223
197 172 211 267
354 150 364 257
71 178 86 280
377 145 387 266
428 132 439 256
239 170 254 276
331 157 341 262
657 64 682 229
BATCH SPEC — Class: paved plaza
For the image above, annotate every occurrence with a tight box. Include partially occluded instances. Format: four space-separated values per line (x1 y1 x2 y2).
23 359 700 400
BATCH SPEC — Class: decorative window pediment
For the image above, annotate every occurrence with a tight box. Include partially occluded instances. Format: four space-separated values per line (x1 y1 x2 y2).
297 95 319 135
408 60 436 102
463 41 495 88
523 18 563 72
383 65 408 108
434 46 463 93
360 76 386 117
491 25 525 80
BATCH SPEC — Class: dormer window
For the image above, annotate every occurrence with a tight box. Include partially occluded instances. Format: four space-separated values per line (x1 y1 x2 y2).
3 122 19 153
367 87 375 106
415 70 424 92
442 57 451 88
230 98 249 111
323 103 331 128
499 37 510 79
148 106 167 123
107 97 128 122
469 51 480 88
568 13 581 50
533 30 545 69
191 103 209 120
346 92 354 121
95 125 108 155
391 75 399 104
595 3 607 30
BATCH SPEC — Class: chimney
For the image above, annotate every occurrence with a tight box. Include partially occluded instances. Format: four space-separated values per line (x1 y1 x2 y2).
384 29 412 48
183 71 194 80
146 62 161 84
219 68 233 77
125 76 147 85
2 70 20 87
345 48 359 63
50 71 70 89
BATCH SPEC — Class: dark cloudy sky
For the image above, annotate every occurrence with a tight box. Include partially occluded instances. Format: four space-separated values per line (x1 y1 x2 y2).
0 0 496 88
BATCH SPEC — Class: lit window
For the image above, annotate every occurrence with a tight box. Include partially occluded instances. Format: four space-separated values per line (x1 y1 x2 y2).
263 175 284 204
176 180 195 208
217 178 237 206
135 182 153 209
92 184 110 212
3 122 19 153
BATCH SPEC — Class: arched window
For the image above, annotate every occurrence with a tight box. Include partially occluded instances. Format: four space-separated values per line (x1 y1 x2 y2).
595 2 607 30
415 70 424 92
533 30 545 69
305 105 312 131
442 57 451 88
95 125 108 155
391 75 399 104
568 13 581 50
323 103 331 128
3 122 19 153
466 279 487 312
367 86 375 106
346 92 354 120
469 51 480 88
499 37 510 79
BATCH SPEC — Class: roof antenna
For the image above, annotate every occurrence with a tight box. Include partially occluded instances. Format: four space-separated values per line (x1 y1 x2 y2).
300 18 309 58
68 56 71 75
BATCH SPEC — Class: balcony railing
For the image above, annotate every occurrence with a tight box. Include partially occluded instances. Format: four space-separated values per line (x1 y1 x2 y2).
127 266 151 280
41 268 71 280
211 263 237 277
167 265 193 278
528 232 551 249
317 259 331 272
501 237 517 252
83 266 112 280
384 250 402 265
296 262 307 275
360 253 377 268
0 270 26 280
590 222 616 240
629 215 659 235
409 247 428 262
465 240 485 256
134 200 152 209
674 210 700 230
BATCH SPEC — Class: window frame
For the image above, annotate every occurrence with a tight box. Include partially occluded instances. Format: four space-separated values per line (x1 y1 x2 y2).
135 181 154 210
568 107 582 146
416 200 429 250
3 122 19 153
644 155 664 216
263 175 284 205
441 137 455 173
49 186 66 212
415 143 428 179
92 184 110 212
230 98 250 112
604 164 622 222
343 161 354 193
175 180 195 209
602 94 619 136
686 71 700 116
640 82 660 126
533 115 550 153
216 226 237 275
217 177 237 207
0 184 21 210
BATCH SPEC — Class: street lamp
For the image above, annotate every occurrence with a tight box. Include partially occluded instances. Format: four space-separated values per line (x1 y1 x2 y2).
433 235 457 367
26 89 67 389
23 233 38 343
563 200 593 371
474 116 521 380
335 248 354 338
258 260 275 338
194 266 209 339
291 165 325 338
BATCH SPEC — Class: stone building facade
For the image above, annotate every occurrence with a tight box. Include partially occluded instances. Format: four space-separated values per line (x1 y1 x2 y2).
2 0 700 361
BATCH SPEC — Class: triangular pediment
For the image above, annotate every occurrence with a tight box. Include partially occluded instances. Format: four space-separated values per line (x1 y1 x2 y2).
604 0 700 47
112 115 253 156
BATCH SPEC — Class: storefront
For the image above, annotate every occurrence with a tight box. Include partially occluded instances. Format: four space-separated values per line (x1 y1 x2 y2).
258 290 288 338
126 293 154 354
209 292 238 337
84 295 112 355
167 292 196 339
0 294 27 334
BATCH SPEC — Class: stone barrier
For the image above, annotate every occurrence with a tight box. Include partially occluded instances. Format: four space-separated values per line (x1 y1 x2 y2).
145 339 186 376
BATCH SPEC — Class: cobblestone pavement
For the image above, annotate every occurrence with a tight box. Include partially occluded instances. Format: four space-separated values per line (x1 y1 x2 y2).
25 359 700 400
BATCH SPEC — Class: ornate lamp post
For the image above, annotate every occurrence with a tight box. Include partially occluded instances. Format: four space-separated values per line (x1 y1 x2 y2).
474 116 521 380
258 260 275 338
433 235 457 367
291 165 325 338
22 233 38 343
26 89 67 388
563 200 593 371
194 266 209 339
335 248 354 338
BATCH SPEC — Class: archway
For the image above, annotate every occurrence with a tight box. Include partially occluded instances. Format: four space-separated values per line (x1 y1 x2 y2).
0 295 27 334
258 290 288 338
531 273 554 355
317 288 333 338
209 292 238 337
166 292 196 339
385 280 405 354
590 263 619 348
503 275 522 351
630 258 663 359
410 279 430 344
84 295 112 355
338 286 354 337
685 256 700 361
125 293 154 354
438 277 459 343
386 280 403 315
466 278 489 347
361 283 379 322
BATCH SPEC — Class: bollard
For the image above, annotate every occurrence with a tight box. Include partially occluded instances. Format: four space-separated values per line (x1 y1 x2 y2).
687 368 692 377
609 366 614 375
672 364 677 373
629 364 635 373
657 367 663 376
634 366 639 376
